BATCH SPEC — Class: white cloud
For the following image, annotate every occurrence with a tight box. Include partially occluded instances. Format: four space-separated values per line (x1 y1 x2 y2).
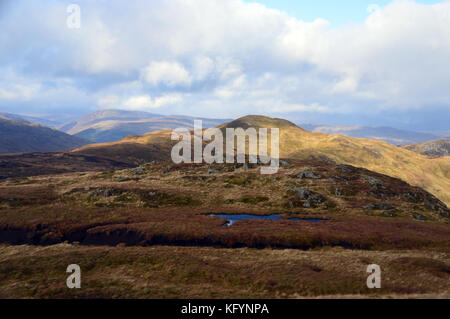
141 61 192 87
1 0 450 129
121 94 181 110
97 95 119 108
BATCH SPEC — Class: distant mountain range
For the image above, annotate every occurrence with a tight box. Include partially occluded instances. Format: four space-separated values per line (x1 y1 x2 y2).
402 139 450 157
2 110 447 146
0 112 61 128
0 118 89 154
57 109 230 143
300 124 445 146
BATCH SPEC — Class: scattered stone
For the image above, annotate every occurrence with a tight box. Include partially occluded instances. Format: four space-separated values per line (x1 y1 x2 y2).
132 166 144 175
363 175 382 185
225 199 235 204
296 170 322 179
326 178 336 183
424 199 436 211
413 213 425 221
115 176 131 182
303 200 311 208
402 192 420 202
279 160 290 167
363 175 386 190
148 191 157 197
363 203 395 210
439 208 449 218
334 176 349 185
291 187 324 203
104 189 114 197
163 165 172 174
381 211 395 217
207 169 220 174
334 188 341 196
337 164 355 173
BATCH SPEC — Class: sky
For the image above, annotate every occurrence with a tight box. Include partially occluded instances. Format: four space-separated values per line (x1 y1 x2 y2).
248 0 443 26
0 0 450 130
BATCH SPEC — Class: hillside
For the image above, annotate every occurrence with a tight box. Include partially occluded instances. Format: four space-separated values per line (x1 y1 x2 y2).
1 157 448 298
0 112 60 128
402 139 450 157
72 115 450 206
59 109 229 143
0 118 90 154
300 124 441 145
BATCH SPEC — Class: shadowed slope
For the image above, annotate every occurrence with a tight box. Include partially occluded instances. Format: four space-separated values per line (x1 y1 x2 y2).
0 118 89 154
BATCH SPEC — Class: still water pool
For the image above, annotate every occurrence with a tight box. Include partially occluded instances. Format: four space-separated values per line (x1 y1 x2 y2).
208 214 328 227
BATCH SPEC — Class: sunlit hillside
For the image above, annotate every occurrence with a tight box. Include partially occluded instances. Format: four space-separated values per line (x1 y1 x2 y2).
73 115 450 205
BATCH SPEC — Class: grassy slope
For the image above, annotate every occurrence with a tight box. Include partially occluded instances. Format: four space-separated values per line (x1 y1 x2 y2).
72 115 450 206
1 244 448 298
223 116 450 206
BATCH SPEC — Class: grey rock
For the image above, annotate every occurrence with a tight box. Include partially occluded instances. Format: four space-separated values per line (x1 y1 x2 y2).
413 213 425 221
363 175 382 185
402 192 420 202
337 164 355 173
104 189 113 197
334 188 341 196
424 199 436 210
163 165 172 173
363 203 395 210
439 208 449 218
334 176 349 185
207 169 221 174
291 187 324 203
132 166 144 175
381 211 395 217
296 170 322 179
363 175 386 190
279 160 290 167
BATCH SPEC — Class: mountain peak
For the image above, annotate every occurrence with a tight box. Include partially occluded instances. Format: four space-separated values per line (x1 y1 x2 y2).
219 115 303 130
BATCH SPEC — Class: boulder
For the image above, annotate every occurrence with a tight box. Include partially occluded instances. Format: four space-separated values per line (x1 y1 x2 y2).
296 170 322 179
279 160 290 167
291 187 324 203
132 166 144 175
363 203 395 210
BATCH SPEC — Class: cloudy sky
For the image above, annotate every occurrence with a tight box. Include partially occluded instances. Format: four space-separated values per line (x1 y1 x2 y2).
0 0 449 130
